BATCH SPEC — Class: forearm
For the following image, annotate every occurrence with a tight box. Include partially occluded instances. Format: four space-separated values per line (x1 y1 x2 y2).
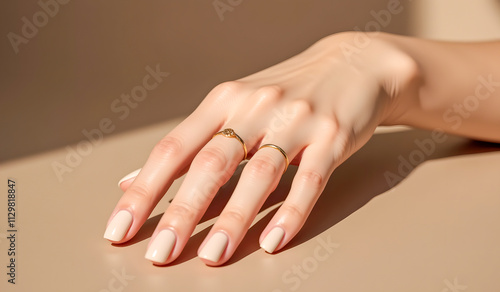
385 35 500 142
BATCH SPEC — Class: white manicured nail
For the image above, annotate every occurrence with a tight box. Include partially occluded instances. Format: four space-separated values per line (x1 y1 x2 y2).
117 169 141 187
198 232 228 262
260 227 285 253
145 229 176 263
104 210 133 241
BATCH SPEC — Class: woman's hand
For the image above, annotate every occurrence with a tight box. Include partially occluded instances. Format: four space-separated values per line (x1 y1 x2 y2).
103 32 419 266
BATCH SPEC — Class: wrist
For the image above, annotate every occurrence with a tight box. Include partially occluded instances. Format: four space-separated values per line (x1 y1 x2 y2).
367 33 422 126
313 32 422 127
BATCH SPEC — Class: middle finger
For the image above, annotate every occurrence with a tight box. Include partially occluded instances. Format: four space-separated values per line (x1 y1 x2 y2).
144 127 253 264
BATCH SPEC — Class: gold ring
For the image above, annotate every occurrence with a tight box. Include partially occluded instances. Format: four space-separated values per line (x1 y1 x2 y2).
213 128 247 160
258 144 289 173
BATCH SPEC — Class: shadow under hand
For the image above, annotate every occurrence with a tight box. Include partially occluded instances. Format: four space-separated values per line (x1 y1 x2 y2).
281 128 499 251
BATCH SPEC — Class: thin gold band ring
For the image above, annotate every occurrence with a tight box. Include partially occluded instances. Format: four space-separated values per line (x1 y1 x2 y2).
213 128 247 160
258 144 289 174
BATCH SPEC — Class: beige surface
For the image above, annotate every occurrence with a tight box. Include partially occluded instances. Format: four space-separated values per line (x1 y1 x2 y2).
1 119 499 292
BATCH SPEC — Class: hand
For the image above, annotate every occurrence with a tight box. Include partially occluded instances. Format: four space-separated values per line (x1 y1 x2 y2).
103 32 418 266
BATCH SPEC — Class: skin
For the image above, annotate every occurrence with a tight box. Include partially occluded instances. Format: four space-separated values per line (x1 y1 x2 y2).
105 32 500 266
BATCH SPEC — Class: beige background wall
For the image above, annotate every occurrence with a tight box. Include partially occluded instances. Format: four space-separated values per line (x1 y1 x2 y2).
413 0 500 41
412 0 500 41
1 0 499 161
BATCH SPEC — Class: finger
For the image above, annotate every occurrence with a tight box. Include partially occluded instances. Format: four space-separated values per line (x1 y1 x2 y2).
259 140 337 253
144 128 253 264
104 123 215 243
118 163 191 192
118 169 141 191
197 141 294 266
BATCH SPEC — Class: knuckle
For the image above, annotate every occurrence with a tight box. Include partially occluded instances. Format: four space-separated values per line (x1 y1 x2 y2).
207 81 244 103
126 183 153 203
152 136 183 161
281 203 305 219
220 208 247 224
255 85 284 100
216 81 243 93
168 202 197 221
288 99 313 116
297 169 324 189
193 147 228 174
316 115 339 139
191 180 220 206
243 85 283 118
246 157 279 178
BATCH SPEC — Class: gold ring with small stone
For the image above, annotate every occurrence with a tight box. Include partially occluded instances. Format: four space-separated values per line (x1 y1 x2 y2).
213 128 247 160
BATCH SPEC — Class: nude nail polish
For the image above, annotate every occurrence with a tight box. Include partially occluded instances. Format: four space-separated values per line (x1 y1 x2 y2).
117 169 141 187
145 229 176 263
260 227 285 253
103 210 133 241
198 232 228 262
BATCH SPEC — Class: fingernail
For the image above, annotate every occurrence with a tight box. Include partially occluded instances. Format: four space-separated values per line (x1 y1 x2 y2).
260 227 285 253
198 232 228 262
145 229 176 263
103 210 133 241
118 169 141 187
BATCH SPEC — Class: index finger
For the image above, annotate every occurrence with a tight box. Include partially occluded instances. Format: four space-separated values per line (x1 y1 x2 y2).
103 82 240 243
